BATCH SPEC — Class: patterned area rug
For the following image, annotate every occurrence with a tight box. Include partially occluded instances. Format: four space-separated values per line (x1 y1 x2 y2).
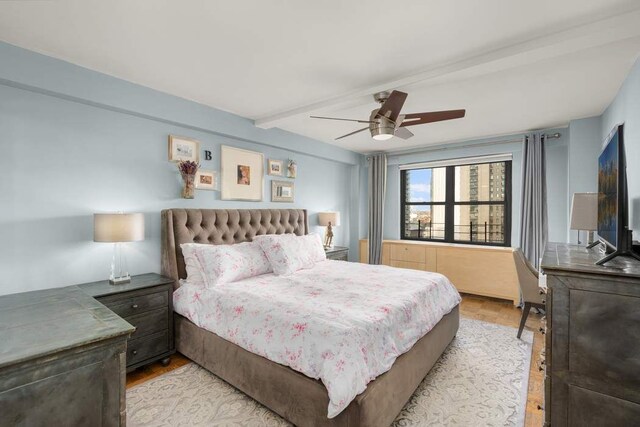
127 318 533 426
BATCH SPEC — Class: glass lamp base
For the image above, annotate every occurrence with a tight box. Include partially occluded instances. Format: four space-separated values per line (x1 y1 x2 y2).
109 274 131 285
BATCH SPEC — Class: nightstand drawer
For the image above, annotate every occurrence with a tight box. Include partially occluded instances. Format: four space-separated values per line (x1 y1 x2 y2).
127 308 168 340
128 330 169 366
327 250 348 261
102 290 168 318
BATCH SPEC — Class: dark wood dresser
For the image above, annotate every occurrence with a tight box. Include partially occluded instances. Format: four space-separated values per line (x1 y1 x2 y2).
79 273 175 372
541 243 640 426
0 286 134 426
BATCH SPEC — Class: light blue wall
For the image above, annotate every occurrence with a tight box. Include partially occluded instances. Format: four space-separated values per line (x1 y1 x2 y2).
566 116 602 243
601 57 640 239
0 42 364 295
380 129 570 247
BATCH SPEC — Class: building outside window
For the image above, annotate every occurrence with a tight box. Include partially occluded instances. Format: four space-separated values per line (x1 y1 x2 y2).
401 157 511 246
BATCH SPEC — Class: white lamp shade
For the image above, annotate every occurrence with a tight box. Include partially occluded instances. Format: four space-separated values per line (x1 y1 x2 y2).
94 213 145 242
570 193 597 231
318 212 340 227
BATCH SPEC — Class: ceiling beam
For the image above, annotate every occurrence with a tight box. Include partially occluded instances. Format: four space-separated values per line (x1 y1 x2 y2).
254 7 640 129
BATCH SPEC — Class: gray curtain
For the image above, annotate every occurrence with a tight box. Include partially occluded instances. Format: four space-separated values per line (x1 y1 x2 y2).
368 154 387 264
520 133 548 270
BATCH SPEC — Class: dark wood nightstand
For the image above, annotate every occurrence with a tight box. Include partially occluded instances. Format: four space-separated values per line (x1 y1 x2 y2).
325 245 349 261
79 273 175 372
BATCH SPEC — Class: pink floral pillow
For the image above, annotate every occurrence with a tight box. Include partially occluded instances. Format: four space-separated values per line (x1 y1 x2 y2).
254 233 321 275
181 242 272 288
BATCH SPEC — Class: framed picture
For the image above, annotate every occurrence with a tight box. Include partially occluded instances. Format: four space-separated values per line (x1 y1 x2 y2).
221 145 264 201
195 170 217 191
287 159 297 178
272 180 294 202
268 159 284 176
168 135 200 162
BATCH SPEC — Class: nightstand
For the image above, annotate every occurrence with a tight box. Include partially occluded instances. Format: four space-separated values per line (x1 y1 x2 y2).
325 245 349 261
79 273 175 372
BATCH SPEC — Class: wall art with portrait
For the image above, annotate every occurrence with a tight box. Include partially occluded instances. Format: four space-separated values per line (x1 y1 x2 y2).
221 145 264 201
195 170 218 191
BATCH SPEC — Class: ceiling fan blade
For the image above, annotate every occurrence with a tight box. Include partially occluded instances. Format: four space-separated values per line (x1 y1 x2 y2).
335 127 369 140
376 90 408 122
400 109 466 127
394 127 414 140
310 115 377 124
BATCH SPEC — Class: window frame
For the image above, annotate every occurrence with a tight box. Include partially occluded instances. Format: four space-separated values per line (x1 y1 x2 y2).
400 160 512 247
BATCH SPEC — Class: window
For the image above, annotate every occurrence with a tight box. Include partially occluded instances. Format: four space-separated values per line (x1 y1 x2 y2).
401 160 511 246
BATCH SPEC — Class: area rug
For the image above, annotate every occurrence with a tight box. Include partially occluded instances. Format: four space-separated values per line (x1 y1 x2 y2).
127 318 533 426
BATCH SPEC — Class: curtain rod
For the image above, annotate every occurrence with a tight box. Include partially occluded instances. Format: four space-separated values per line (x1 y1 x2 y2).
367 132 562 159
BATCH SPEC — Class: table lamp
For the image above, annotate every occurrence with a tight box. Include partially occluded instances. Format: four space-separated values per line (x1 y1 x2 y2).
94 213 145 284
318 212 340 249
569 193 597 245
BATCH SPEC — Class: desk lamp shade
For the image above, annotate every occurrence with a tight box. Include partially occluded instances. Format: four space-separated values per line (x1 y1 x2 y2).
570 193 597 231
318 212 340 227
570 193 597 245
94 213 144 284
94 213 145 242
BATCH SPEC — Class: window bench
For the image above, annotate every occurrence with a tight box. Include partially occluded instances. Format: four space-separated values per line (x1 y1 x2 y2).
359 239 519 305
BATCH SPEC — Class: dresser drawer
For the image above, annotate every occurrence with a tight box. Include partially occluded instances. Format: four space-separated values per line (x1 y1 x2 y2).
101 290 168 318
389 244 426 263
127 330 169 366
127 308 168 340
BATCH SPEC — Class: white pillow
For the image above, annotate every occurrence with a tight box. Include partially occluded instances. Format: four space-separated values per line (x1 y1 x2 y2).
299 233 327 263
254 233 320 275
181 241 272 288
181 244 207 287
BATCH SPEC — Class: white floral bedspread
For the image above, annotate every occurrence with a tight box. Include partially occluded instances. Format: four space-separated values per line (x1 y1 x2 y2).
173 260 461 418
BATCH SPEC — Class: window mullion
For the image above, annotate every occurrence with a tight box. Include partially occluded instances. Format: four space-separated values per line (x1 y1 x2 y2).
444 166 455 242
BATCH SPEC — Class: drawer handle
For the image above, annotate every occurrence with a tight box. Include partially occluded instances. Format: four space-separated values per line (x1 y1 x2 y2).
132 350 138 356
132 304 139 309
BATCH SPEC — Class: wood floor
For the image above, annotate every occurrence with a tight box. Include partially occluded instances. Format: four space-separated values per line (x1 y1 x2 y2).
126 294 544 426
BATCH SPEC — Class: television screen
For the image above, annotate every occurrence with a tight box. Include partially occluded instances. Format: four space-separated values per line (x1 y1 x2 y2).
597 130 619 249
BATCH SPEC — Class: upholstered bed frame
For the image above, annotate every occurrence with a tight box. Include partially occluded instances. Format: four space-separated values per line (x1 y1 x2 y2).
161 208 459 427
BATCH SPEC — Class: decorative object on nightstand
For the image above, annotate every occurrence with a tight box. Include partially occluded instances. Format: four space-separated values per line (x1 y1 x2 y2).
318 211 340 249
94 213 145 285
569 192 597 246
79 273 176 371
325 245 349 261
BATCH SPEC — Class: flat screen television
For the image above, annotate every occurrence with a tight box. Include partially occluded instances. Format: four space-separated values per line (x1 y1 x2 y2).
595 124 639 264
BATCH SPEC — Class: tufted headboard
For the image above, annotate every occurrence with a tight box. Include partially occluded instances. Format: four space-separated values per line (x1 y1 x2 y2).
161 209 308 287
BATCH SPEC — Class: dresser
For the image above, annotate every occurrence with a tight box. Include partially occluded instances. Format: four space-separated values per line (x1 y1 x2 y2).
79 273 175 372
541 243 640 426
360 239 520 304
0 286 134 426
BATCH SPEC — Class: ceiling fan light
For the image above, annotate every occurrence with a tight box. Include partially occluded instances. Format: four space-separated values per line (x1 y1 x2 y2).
372 133 394 141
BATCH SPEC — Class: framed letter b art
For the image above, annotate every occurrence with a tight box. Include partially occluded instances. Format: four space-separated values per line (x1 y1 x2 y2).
221 145 264 201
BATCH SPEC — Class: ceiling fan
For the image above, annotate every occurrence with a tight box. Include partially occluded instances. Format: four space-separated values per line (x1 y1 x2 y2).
310 90 465 141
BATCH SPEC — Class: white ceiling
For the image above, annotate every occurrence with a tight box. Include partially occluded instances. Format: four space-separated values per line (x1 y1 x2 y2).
1 0 639 153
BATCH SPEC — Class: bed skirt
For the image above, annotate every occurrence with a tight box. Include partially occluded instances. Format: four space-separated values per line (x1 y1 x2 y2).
174 304 459 427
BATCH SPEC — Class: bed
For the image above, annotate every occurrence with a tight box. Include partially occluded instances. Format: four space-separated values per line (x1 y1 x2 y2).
161 208 460 427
